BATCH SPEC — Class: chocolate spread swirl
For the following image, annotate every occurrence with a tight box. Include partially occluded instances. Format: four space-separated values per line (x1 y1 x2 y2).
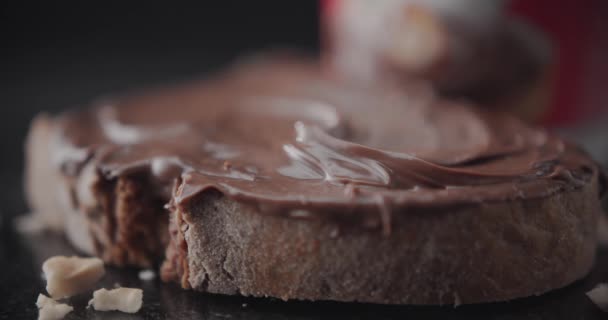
51 60 601 230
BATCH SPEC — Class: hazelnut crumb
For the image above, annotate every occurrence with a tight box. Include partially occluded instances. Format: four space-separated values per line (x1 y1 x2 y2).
88 287 143 313
587 283 608 312
42 256 105 299
36 294 73 320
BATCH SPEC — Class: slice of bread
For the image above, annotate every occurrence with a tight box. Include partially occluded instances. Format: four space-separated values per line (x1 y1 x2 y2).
23 59 605 305
159 181 600 305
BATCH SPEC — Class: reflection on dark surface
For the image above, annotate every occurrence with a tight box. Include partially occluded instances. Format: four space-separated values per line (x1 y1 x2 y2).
0 225 606 320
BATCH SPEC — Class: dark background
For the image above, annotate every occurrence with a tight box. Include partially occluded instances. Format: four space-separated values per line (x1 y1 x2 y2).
0 1 320 217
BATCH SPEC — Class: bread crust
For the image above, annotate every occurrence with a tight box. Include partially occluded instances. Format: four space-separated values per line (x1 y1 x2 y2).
162 179 600 305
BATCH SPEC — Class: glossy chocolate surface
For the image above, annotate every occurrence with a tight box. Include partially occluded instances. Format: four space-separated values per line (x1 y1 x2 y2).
51 60 600 224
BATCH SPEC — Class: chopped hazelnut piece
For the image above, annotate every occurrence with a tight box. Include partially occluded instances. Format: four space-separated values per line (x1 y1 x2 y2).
36 294 73 320
88 288 143 313
587 283 608 312
42 256 105 299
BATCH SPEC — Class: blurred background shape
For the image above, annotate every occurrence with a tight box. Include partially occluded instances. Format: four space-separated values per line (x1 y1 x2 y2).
322 0 608 126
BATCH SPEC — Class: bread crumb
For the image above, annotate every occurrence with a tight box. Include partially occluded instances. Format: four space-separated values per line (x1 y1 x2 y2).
586 283 608 312
42 256 105 299
88 287 143 313
138 269 156 281
36 294 73 320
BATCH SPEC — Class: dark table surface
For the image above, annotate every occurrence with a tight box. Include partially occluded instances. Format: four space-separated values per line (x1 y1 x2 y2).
0 224 607 320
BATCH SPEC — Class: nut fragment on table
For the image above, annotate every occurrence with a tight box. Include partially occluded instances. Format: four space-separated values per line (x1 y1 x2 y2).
88 287 143 313
42 256 105 299
586 283 608 312
138 269 156 281
36 294 73 320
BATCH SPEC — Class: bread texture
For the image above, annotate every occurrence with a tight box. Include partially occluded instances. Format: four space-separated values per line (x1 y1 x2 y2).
160 181 600 305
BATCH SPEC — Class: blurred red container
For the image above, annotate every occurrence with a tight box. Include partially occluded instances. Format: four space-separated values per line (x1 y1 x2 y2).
321 0 608 126
510 0 608 126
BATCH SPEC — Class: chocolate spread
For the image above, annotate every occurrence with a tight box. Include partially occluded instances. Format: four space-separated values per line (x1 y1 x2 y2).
50 60 601 229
